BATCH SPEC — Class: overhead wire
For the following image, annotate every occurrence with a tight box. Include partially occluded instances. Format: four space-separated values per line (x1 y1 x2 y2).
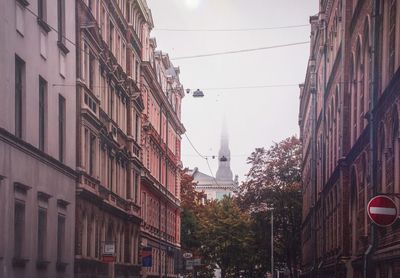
154 24 309 32
183 133 221 186
171 41 310 60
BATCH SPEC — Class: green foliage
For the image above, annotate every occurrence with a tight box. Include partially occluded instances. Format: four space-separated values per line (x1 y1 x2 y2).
196 196 255 278
238 136 303 278
180 136 302 278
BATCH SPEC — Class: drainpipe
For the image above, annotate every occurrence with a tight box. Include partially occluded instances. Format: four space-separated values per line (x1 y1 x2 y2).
364 0 380 277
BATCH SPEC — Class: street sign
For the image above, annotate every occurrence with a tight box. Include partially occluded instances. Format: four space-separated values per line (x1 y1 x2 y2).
103 242 115 255
186 258 201 270
141 247 152 267
185 259 195 270
183 252 193 259
367 195 398 227
192 258 201 266
102 255 116 263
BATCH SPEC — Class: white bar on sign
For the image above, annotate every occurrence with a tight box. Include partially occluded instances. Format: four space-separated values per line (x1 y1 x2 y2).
370 207 397 215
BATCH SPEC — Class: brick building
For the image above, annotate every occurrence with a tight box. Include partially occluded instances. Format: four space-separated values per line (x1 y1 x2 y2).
74 0 152 277
139 37 185 277
299 0 400 277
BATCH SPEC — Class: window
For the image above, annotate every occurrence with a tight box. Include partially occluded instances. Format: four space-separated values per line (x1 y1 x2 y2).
14 200 25 258
135 112 140 142
57 214 66 262
100 5 105 37
39 77 46 151
58 95 66 162
388 0 397 78
38 0 46 21
133 172 139 203
57 0 65 44
37 207 47 261
84 93 97 113
109 21 114 51
15 56 24 138
16 3 25 35
89 134 95 175
89 52 95 90
108 157 114 190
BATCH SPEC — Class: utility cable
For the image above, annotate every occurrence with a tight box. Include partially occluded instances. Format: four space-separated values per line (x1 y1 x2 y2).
183 133 221 186
155 24 309 32
171 41 310 60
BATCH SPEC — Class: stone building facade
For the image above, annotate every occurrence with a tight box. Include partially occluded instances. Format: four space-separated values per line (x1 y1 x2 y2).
140 36 185 277
74 0 152 277
300 0 400 277
0 0 77 277
191 126 239 201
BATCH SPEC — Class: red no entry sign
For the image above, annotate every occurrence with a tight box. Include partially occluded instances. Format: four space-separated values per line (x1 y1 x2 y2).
367 195 398 227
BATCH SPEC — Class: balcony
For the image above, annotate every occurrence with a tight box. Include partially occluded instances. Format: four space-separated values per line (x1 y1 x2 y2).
78 172 141 221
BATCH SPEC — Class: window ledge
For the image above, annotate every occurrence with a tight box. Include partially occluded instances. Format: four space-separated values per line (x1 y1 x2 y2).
12 257 29 268
57 41 69 55
37 18 51 33
16 0 29 7
36 260 50 270
56 261 68 272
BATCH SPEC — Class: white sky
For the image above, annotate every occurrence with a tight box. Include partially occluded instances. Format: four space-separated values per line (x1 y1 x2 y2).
147 0 319 181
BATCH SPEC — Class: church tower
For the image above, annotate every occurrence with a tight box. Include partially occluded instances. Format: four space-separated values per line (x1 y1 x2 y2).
216 122 233 181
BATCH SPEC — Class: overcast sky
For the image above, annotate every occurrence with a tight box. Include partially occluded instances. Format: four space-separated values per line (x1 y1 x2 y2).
147 0 319 181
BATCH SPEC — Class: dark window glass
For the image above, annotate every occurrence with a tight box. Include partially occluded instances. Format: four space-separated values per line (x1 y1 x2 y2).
134 173 139 203
57 0 65 44
389 0 396 78
89 53 95 90
37 207 47 260
135 113 139 142
14 200 25 258
15 56 24 138
57 214 65 262
109 21 114 50
38 0 46 21
59 95 66 162
89 135 95 175
39 77 46 151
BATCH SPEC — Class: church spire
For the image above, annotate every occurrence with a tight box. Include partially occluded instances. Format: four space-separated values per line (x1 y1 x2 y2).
216 121 233 181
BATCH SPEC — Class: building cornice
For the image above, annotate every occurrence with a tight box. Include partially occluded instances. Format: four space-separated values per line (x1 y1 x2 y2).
0 128 76 179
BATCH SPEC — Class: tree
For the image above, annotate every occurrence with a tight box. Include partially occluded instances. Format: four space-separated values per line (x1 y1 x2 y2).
238 136 302 278
180 169 205 252
196 196 255 278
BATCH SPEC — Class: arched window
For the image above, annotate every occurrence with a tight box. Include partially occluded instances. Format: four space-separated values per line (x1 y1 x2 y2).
391 108 399 193
359 154 367 235
351 54 357 144
350 167 358 254
378 125 386 193
388 0 397 78
363 19 372 114
356 37 365 133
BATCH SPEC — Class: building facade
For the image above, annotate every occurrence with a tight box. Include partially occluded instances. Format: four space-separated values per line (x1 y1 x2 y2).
0 0 76 277
74 0 152 277
191 126 239 201
300 0 400 277
140 35 185 276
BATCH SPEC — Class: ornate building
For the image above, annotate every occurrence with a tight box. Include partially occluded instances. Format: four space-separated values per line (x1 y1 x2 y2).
0 0 76 277
191 126 239 201
74 0 151 277
299 0 400 277
139 38 185 276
